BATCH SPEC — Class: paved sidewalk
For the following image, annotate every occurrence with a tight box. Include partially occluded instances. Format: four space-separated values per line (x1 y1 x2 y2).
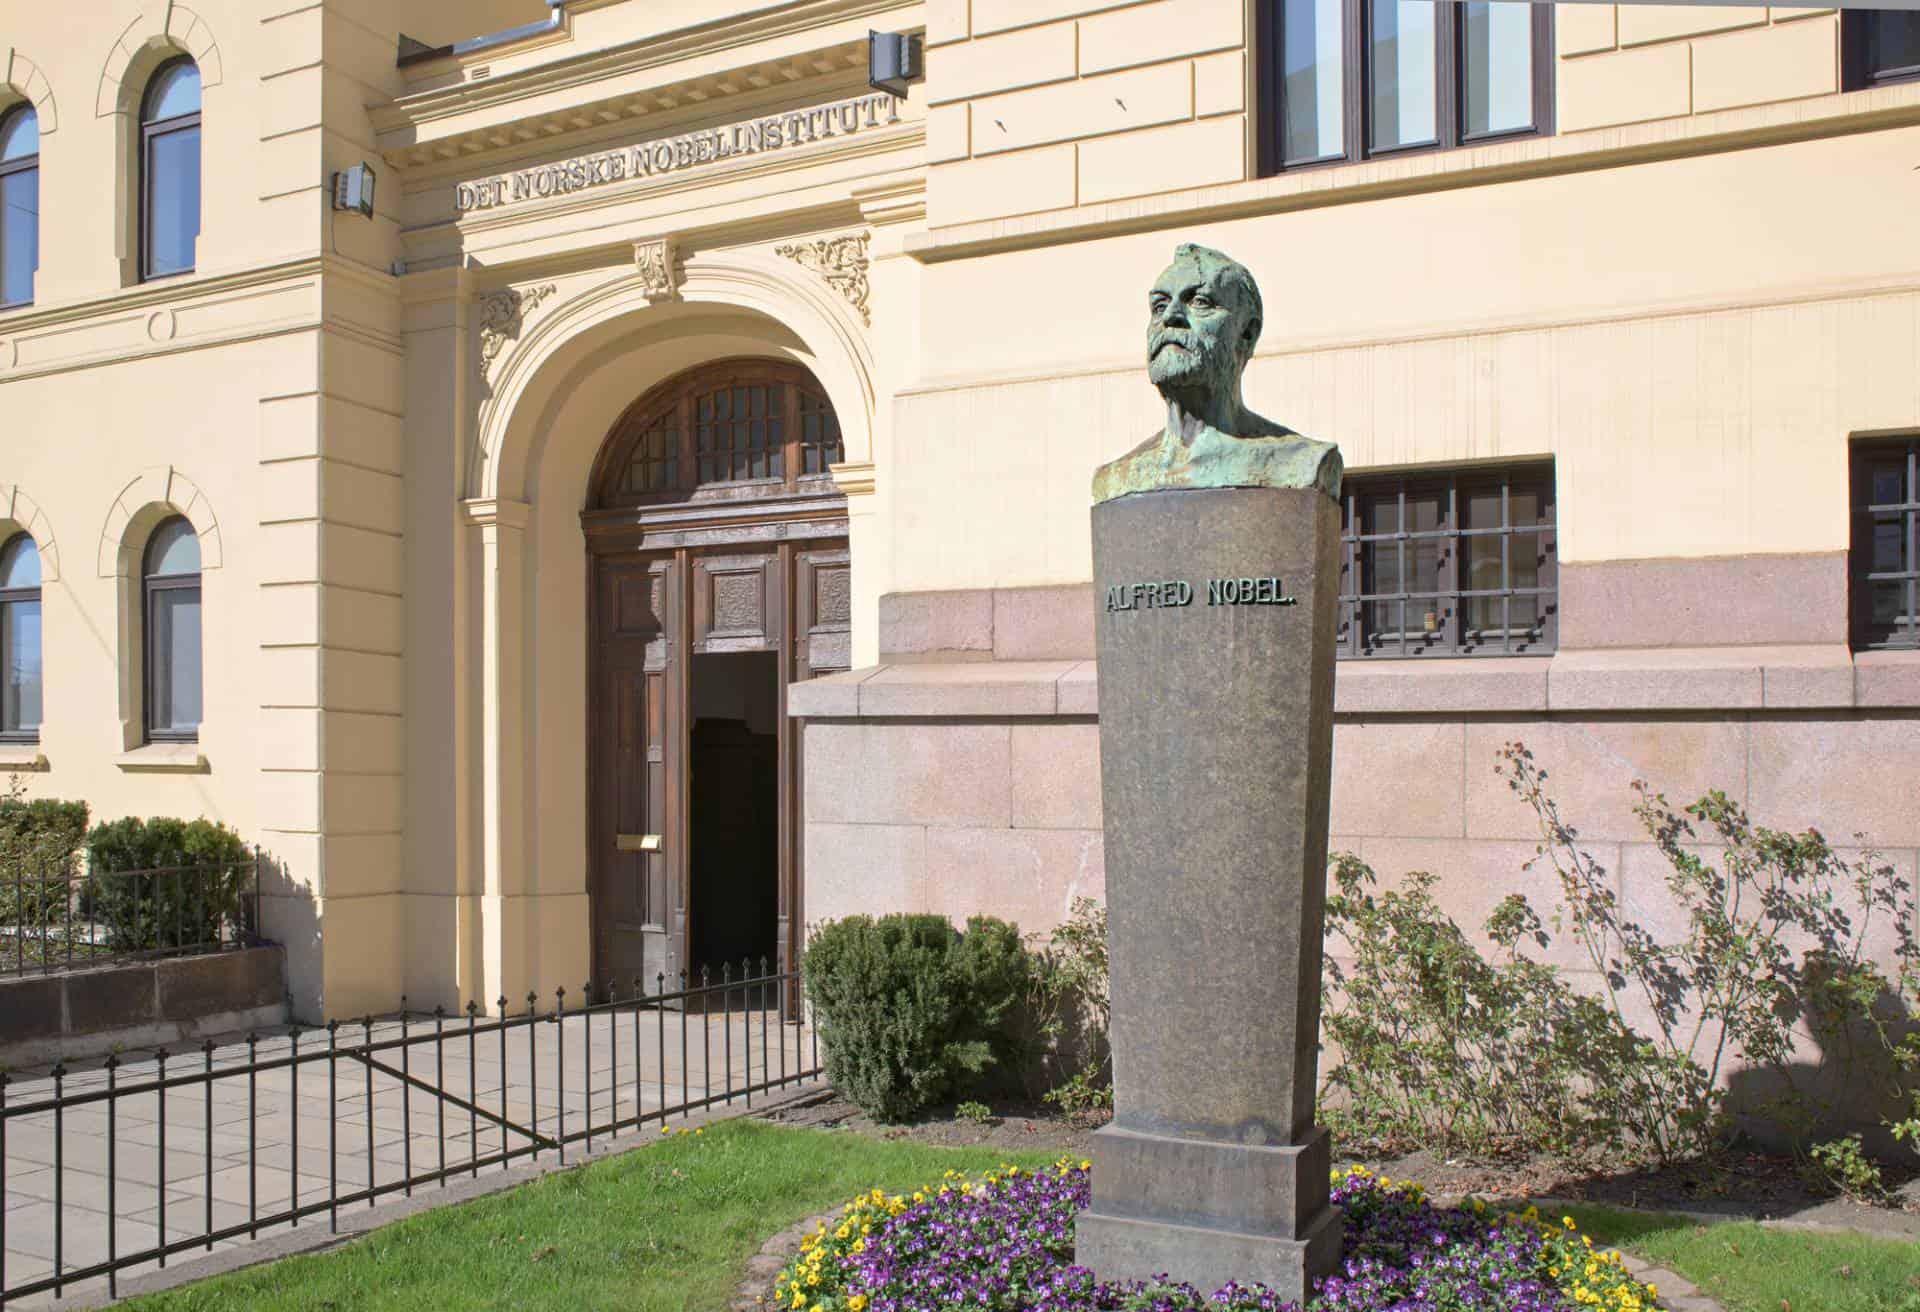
1 1001 818 1307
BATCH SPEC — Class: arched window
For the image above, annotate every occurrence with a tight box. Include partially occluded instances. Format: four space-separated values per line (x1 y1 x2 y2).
0 534 40 740
592 360 845 508
141 58 201 281
143 517 202 741
0 104 38 308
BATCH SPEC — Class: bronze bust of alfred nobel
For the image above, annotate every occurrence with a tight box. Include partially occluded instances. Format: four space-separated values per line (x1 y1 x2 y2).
1092 244 1341 505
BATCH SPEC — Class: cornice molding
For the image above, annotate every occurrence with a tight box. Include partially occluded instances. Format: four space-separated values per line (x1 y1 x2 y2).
382 0 911 126
853 175 926 227
0 255 404 385
378 0 918 162
384 48 872 169
0 256 326 336
829 461 876 498
463 497 533 530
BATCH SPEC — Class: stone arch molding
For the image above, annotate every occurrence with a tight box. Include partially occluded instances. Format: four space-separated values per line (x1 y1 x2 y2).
474 247 878 501
97 465 222 578
0 484 60 582
96 5 224 118
2 49 60 134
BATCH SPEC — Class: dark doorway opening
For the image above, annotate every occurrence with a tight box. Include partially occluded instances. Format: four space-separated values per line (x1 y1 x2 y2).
688 650 780 975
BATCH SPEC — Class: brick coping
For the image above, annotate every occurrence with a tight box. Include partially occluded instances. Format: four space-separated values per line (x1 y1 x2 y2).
789 645 1920 720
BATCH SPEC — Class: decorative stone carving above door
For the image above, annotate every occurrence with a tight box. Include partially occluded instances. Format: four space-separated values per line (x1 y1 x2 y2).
634 237 680 303
773 233 870 325
478 283 557 378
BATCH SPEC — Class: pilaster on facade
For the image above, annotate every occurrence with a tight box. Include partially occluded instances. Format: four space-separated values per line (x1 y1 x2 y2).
252 301 409 1022
460 495 536 1012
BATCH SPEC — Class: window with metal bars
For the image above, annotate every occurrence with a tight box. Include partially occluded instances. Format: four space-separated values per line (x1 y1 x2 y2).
595 360 844 507
798 388 842 475
1338 462 1556 658
696 383 784 483
1851 437 1919 651
621 418 679 495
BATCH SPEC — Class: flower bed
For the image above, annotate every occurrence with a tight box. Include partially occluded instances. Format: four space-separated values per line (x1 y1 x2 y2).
773 1163 1661 1312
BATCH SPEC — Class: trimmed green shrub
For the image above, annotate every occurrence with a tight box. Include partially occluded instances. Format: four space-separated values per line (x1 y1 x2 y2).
0 779 88 928
84 816 254 952
803 913 1030 1122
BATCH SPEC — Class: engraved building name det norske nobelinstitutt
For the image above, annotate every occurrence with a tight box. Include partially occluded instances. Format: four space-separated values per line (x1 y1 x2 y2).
455 92 902 212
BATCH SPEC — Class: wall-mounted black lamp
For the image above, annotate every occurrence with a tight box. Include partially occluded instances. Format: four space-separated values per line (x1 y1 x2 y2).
331 162 377 218
868 30 923 98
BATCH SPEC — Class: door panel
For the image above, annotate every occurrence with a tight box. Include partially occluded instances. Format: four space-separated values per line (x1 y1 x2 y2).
693 553 775 653
793 548 853 679
591 553 683 991
590 534 846 991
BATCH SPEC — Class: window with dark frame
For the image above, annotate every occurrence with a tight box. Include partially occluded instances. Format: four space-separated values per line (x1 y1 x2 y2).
1851 438 1919 652
1843 9 1920 89
1338 463 1557 658
0 534 42 742
143 517 203 742
599 360 845 507
0 103 39 309
1258 0 1553 175
141 57 202 282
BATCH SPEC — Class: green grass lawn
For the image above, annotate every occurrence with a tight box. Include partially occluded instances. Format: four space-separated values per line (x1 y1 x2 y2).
1568 1203 1920 1312
125 1120 1062 1312
123 1119 1919 1312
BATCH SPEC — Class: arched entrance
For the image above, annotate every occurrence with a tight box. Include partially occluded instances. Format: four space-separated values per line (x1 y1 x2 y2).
583 359 851 991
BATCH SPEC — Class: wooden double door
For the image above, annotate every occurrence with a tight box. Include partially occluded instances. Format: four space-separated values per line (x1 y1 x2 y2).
587 527 850 995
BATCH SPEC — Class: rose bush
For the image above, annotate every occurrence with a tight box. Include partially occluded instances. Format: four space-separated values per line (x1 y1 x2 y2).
772 1163 1661 1312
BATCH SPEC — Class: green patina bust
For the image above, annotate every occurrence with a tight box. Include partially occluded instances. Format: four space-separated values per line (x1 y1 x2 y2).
1092 243 1341 505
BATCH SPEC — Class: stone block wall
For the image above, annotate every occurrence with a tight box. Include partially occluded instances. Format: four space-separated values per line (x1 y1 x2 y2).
799 659 1920 955
792 587 1920 1144
1558 6 1843 132
0 947 287 1069
925 0 1249 226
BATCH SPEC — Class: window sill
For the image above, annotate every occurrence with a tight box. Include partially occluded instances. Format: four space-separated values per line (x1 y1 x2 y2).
0 745 48 772
116 743 209 774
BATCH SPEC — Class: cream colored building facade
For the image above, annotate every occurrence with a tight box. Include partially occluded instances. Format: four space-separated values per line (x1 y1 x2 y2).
2 0 1916 1024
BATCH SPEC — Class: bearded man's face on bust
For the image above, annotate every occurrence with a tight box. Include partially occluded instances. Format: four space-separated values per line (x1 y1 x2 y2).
1146 257 1253 398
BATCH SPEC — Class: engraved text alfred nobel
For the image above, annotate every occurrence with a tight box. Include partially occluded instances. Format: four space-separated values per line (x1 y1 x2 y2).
1105 577 1298 611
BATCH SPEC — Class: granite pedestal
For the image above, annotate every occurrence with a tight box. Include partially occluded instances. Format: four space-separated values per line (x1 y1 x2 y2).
1076 484 1342 1296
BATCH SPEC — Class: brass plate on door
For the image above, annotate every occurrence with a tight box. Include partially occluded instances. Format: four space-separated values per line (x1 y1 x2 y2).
616 833 663 852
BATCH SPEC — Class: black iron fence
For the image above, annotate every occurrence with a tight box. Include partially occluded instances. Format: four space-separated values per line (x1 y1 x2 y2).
0 858 260 979
0 962 819 1305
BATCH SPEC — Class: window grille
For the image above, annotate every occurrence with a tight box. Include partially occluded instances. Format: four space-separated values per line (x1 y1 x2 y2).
594 361 843 508
1338 462 1556 658
621 418 679 495
798 388 843 474
1851 438 1920 651
696 384 784 483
